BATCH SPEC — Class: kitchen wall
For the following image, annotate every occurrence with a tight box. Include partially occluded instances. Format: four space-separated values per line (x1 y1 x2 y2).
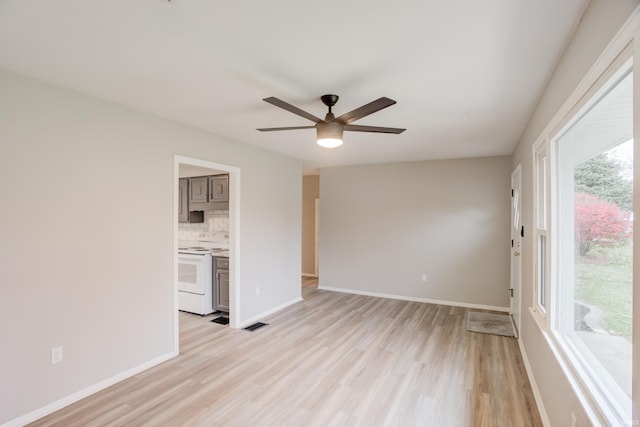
178 210 229 242
0 69 302 424
301 175 319 276
319 156 511 309
511 1 639 425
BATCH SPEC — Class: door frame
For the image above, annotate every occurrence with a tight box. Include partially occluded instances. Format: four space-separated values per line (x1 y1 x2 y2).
173 155 241 353
510 163 522 337
314 198 319 277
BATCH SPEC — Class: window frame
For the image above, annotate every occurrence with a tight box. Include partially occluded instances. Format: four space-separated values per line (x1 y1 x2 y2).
520 6 640 424
532 138 551 325
546 51 634 426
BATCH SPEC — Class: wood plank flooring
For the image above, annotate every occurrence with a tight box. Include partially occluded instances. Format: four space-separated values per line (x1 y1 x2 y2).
29 283 541 426
301 276 318 288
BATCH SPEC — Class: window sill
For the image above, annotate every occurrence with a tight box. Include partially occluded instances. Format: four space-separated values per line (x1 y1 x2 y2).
528 306 548 332
527 307 630 426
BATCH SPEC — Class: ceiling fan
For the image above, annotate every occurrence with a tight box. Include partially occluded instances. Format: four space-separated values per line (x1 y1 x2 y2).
257 94 406 148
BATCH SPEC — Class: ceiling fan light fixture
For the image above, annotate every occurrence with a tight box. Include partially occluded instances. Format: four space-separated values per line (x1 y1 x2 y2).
317 137 343 148
317 121 343 148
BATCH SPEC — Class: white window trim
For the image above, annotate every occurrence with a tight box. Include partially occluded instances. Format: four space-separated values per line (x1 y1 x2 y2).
531 138 550 330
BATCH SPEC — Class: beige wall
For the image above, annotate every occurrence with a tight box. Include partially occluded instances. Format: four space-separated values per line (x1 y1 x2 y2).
0 69 302 424
512 1 639 425
318 156 511 309
302 175 319 276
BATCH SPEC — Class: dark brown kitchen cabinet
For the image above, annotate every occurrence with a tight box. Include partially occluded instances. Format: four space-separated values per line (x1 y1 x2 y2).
214 257 229 311
216 270 229 311
209 175 229 203
178 178 189 223
180 178 204 223
189 176 209 203
185 174 229 212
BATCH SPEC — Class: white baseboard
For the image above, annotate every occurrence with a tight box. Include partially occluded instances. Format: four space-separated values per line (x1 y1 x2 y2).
517 338 551 427
3 350 178 427
236 296 304 329
317 285 510 312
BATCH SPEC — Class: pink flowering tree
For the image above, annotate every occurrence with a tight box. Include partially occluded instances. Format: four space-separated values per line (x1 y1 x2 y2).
575 192 632 256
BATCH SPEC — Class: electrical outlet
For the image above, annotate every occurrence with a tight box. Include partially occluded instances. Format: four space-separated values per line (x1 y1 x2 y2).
256 286 261 296
51 346 63 365
421 273 427 282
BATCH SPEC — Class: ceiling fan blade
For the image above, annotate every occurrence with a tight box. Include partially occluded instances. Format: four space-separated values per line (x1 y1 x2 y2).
344 124 406 134
263 97 323 123
257 126 316 132
336 97 397 124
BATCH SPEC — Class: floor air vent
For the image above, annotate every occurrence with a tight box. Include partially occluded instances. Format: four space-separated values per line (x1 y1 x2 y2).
244 322 268 332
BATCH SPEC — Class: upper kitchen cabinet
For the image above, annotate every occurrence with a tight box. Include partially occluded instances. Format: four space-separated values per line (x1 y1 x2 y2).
186 174 229 211
178 178 189 223
179 178 204 223
189 176 209 203
209 175 229 203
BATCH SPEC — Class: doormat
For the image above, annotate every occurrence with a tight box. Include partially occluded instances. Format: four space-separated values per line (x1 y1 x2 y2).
211 316 229 325
244 322 268 332
467 311 515 337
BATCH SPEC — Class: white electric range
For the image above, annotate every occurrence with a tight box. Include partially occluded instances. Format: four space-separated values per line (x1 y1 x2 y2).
177 246 213 315
177 242 229 315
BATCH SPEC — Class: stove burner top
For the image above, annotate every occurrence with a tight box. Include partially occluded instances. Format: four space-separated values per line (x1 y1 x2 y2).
179 245 228 255
179 247 212 255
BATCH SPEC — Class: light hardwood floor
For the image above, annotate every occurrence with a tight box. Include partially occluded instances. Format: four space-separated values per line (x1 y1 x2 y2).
301 276 319 288
29 284 541 426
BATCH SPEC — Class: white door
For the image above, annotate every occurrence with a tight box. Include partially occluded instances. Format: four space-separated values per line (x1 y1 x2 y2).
510 164 522 337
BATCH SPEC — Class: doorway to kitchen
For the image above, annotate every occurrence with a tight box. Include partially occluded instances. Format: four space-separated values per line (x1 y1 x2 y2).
173 155 240 352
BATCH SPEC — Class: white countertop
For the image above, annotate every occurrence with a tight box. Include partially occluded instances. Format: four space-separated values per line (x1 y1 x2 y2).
178 245 228 257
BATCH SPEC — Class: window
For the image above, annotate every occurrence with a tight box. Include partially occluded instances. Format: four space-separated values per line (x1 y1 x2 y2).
552 61 633 423
533 142 550 317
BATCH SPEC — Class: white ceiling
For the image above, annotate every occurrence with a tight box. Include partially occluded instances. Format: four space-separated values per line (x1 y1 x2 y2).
0 0 589 173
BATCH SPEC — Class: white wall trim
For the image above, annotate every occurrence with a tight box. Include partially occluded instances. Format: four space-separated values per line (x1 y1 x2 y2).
518 338 551 427
314 197 319 276
1 351 177 427
236 297 303 329
318 286 510 312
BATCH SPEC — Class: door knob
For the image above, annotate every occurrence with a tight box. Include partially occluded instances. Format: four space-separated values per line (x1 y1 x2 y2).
514 251 520 257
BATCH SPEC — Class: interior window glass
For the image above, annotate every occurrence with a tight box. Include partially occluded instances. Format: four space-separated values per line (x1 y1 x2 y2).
554 66 633 422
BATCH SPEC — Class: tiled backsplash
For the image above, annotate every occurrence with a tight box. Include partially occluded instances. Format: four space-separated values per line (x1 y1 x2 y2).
179 210 229 242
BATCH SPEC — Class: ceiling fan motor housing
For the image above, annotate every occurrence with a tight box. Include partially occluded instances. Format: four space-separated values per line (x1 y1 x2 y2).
317 120 343 140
